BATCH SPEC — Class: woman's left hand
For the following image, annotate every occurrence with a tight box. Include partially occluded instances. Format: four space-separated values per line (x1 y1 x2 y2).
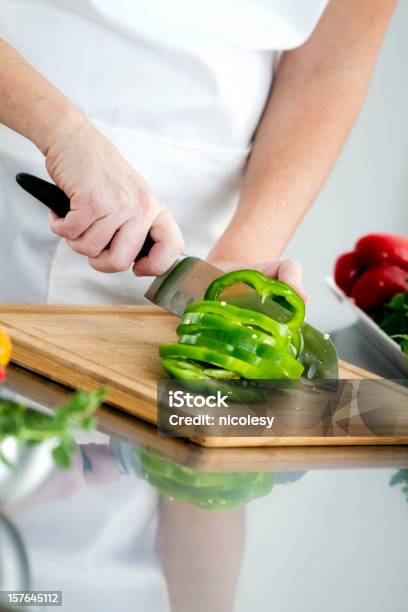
206 258 308 302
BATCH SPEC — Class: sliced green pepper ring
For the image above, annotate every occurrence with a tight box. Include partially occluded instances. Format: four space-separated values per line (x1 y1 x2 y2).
177 332 302 378
160 359 268 403
184 301 293 345
182 302 301 355
142 471 268 510
160 343 286 379
138 451 275 510
161 357 238 380
159 270 305 390
204 270 305 331
177 331 303 379
139 452 260 488
178 311 290 349
178 321 295 357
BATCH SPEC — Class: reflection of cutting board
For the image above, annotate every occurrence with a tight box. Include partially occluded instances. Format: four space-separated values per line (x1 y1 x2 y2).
0 305 406 447
5 364 408 470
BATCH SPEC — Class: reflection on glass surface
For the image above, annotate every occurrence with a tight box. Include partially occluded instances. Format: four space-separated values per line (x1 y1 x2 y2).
0 424 407 611
390 469 408 502
0 432 302 612
136 449 275 511
0 513 29 594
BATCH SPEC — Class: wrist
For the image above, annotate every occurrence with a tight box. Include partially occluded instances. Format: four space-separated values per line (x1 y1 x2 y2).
208 220 284 267
34 103 88 157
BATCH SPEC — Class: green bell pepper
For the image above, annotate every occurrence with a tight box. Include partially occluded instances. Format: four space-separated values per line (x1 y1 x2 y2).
183 301 294 346
177 332 303 378
160 343 283 378
160 358 268 402
204 270 305 331
139 450 274 510
159 269 305 388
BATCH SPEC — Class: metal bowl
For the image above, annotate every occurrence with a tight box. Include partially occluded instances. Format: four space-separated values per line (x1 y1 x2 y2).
0 514 29 594
0 438 56 507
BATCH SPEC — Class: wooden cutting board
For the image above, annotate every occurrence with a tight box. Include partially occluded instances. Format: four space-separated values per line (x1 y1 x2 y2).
0 304 406 447
5 363 408 471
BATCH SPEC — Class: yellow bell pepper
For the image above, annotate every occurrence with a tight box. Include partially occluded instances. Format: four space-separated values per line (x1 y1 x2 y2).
0 327 12 368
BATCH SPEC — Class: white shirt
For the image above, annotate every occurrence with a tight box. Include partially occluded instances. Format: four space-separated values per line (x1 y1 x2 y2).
0 0 329 304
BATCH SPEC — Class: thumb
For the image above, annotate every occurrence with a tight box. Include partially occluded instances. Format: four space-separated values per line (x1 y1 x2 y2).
275 259 308 302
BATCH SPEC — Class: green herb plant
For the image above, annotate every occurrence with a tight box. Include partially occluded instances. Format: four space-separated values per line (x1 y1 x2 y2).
390 469 408 503
0 389 105 469
378 292 408 361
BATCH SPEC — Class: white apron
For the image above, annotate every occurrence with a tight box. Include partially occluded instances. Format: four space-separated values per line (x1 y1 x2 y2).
1 3 329 610
0 0 329 305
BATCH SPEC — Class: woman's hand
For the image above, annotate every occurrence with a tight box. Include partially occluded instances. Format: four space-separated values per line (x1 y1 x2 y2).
0 40 183 276
45 117 183 276
207 258 308 302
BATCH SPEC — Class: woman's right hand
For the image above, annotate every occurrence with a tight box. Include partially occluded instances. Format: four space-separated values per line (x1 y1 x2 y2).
0 40 183 276
44 114 184 277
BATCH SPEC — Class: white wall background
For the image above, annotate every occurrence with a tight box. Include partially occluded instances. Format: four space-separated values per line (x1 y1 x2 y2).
285 1 408 332
237 468 408 612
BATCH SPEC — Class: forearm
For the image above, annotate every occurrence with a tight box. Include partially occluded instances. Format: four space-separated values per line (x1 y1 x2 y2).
208 0 397 265
0 39 183 275
159 499 245 612
0 38 83 154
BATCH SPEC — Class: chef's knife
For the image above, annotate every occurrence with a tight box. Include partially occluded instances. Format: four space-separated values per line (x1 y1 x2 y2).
145 256 339 379
16 173 339 379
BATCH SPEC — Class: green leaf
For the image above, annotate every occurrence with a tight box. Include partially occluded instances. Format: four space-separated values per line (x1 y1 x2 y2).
390 469 408 503
52 443 72 469
379 293 408 329
378 292 408 364
80 416 96 431
392 334 408 358
0 388 105 470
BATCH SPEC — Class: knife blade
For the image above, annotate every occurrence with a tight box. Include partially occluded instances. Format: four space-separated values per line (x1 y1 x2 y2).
145 255 339 379
16 173 339 379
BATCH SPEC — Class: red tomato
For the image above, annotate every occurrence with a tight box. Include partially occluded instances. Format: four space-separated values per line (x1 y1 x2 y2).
351 264 408 311
334 251 362 296
355 234 408 271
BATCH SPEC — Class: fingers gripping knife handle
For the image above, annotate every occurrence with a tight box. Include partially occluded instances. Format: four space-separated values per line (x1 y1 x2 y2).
15 173 154 260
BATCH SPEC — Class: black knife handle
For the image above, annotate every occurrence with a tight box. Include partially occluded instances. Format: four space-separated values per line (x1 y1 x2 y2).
16 173 70 217
15 173 154 260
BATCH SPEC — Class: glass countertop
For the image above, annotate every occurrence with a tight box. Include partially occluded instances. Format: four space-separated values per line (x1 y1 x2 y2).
0 325 407 612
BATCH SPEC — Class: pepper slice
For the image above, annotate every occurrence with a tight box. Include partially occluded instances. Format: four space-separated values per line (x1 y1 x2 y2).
183 300 301 354
184 301 292 342
178 319 296 359
178 331 302 378
143 469 274 510
139 451 274 510
159 270 305 388
178 310 292 350
161 358 238 381
160 358 266 402
204 270 305 331
160 343 286 379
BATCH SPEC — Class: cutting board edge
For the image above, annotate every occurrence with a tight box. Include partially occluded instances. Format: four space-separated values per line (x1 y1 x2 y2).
0 304 164 314
192 435 408 447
